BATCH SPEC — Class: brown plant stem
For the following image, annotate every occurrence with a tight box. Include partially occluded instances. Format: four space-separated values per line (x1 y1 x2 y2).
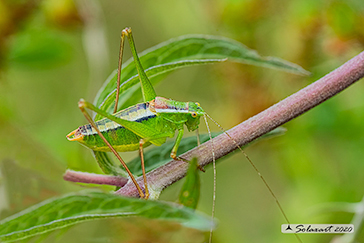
63 169 128 187
116 51 364 197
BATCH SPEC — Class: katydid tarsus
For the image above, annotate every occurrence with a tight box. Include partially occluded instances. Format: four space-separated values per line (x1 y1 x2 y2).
67 27 298 241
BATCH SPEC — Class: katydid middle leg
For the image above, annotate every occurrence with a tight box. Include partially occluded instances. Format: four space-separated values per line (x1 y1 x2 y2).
170 128 205 172
137 132 177 199
138 139 149 199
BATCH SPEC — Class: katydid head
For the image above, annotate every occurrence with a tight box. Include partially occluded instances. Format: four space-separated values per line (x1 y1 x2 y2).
185 101 205 131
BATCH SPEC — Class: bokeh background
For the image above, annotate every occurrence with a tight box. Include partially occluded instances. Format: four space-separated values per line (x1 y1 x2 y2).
1 0 364 242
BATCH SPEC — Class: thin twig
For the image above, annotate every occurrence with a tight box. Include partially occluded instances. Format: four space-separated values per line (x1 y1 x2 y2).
63 169 128 187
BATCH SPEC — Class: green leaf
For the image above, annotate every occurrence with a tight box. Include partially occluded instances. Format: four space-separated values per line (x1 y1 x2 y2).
94 35 309 120
179 157 200 209
94 59 225 120
8 28 72 68
92 151 128 177
0 191 214 242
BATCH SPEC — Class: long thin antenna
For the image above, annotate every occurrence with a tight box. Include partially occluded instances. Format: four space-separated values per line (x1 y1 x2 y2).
204 115 216 243
205 113 302 243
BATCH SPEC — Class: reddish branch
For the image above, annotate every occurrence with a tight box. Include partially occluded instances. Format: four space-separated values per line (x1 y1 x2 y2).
63 169 128 187
116 51 364 197
64 51 364 197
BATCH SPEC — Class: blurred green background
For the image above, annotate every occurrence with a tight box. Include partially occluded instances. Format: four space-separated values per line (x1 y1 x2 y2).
1 0 364 242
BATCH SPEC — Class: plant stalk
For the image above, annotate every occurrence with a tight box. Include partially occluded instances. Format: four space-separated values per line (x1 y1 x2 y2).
63 169 128 187
116 51 364 197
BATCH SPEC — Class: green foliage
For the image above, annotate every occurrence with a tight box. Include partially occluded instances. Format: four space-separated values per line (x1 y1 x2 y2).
179 158 200 209
95 59 225 119
92 151 128 177
94 35 309 119
8 28 72 68
0 191 213 242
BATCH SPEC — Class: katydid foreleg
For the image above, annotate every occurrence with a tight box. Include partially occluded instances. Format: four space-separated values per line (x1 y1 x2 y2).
170 128 184 160
168 128 206 172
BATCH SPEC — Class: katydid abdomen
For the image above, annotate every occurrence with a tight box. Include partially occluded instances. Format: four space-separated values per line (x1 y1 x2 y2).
67 100 179 152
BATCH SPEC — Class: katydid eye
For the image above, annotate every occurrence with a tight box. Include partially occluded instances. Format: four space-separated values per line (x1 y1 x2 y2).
191 112 197 118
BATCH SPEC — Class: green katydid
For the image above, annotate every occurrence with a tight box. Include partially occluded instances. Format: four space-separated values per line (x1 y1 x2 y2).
67 28 206 199
66 27 298 241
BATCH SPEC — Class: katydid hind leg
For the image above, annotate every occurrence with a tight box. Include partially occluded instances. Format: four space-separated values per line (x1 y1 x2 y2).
113 29 126 114
113 27 157 114
77 99 145 199
81 99 167 142
123 28 156 102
